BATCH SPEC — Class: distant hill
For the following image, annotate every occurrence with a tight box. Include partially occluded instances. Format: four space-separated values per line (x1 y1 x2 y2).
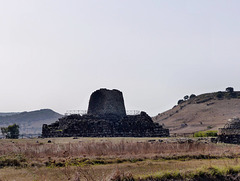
0 112 19 117
0 109 63 134
153 90 240 134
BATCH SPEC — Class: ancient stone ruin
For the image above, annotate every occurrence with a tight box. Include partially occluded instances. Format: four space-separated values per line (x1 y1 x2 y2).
42 88 169 137
87 89 126 117
218 117 240 144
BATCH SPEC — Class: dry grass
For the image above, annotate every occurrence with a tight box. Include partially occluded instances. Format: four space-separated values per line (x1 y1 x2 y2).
0 137 239 160
1 158 240 180
154 98 240 134
1 137 240 180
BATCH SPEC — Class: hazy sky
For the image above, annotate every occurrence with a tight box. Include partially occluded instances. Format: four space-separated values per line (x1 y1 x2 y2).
0 0 240 116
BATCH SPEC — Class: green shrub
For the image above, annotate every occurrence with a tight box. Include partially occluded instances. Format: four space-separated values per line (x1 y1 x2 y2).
193 130 217 137
177 99 184 105
0 155 26 168
207 126 213 129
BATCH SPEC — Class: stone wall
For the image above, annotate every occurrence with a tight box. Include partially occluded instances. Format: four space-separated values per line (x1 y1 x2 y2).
42 112 169 138
217 134 240 144
87 89 126 117
217 118 240 144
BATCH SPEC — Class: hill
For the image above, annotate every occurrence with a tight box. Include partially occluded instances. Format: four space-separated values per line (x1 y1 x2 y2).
0 113 19 117
153 89 240 134
0 109 63 134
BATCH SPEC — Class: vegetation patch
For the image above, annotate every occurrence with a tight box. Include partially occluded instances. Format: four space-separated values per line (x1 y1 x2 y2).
136 166 240 181
44 157 145 168
193 130 217 137
0 154 27 168
42 155 240 169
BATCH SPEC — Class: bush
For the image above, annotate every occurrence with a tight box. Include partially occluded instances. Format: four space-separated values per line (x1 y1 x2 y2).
178 99 184 105
190 94 196 99
207 126 213 129
230 91 237 98
216 91 223 99
194 130 217 137
226 87 234 93
184 95 189 100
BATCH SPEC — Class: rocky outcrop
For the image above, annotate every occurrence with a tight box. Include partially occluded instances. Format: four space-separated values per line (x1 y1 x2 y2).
42 88 169 138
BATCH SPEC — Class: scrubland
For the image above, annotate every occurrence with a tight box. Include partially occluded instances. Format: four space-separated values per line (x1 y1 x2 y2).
1 137 240 180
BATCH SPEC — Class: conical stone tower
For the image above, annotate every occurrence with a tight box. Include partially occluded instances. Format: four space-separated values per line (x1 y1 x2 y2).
87 89 126 117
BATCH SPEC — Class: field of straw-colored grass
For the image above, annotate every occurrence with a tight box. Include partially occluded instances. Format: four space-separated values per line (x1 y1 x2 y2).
1 137 239 158
2 158 240 181
1 137 240 180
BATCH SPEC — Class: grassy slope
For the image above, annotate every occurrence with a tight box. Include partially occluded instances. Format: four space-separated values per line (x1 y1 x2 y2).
153 91 240 134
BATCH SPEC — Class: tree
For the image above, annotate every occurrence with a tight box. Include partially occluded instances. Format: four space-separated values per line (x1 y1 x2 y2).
177 99 184 105
190 94 196 99
230 91 237 98
216 91 223 99
1 124 19 139
1 127 8 138
184 95 189 100
226 87 234 93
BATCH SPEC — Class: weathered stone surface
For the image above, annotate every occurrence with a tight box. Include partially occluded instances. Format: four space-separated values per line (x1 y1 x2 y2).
218 117 240 135
42 88 169 138
218 135 240 144
218 117 240 144
87 89 126 117
42 112 169 137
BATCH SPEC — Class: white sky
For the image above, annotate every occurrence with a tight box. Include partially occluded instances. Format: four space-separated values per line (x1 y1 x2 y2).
0 0 240 116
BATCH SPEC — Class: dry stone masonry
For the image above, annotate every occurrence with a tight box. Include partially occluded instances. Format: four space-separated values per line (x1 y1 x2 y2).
42 88 169 137
218 117 240 144
87 89 126 117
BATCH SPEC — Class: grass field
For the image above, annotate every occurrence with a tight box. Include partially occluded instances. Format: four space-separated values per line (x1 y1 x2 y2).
1 137 240 180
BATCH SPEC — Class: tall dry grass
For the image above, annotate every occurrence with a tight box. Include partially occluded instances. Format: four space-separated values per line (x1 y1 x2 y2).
1 138 240 181
0 139 239 160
